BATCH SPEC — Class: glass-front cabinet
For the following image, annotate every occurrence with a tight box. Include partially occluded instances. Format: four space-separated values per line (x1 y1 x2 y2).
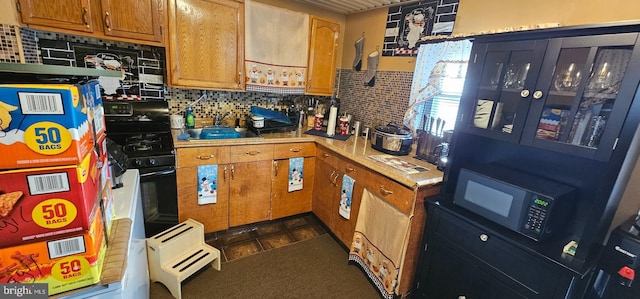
461 32 640 161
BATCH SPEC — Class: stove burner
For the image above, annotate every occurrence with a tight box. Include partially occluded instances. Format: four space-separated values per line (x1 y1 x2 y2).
124 141 164 152
126 133 161 143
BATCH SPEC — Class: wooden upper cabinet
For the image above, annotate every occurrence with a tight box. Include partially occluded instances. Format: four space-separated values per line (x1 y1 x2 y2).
167 0 245 90
18 0 94 33
100 0 164 42
17 0 165 45
306 16 340 96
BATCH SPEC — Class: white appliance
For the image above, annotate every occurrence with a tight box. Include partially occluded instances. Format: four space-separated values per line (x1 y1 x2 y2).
60 170 150 298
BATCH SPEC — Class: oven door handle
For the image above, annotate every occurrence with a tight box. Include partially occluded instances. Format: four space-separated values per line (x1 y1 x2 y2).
140 169 176 177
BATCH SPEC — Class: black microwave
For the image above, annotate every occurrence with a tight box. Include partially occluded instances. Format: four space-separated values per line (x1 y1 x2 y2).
453 164 576 241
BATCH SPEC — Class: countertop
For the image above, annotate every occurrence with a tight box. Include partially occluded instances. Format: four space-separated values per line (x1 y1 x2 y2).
172 127 444 189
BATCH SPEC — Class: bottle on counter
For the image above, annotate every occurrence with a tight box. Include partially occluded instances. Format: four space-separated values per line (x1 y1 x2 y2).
185 105 195 129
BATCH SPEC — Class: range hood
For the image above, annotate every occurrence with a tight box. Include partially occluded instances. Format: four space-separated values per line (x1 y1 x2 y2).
292 0 419 15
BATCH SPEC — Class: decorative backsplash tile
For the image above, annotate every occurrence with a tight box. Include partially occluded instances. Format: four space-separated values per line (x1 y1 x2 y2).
0 24 40 63
336 69 412 128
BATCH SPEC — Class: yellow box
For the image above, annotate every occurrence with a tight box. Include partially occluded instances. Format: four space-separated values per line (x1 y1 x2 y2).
0 209 107 295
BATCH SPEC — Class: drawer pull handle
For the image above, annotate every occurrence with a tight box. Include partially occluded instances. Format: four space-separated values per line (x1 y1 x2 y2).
379 186 393 196
104 11 112 31
322 152 330 158
274 161 279 176
332 172 340 186
196 154 215 160
290 148 302 152
223 166 227 181
82 7 89 28
479 234 489 242
246 150 261 155
329 170 336 183
345 166 355 173
231 165 235 179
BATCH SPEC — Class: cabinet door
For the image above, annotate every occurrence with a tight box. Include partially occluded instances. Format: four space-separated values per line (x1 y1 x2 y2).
176 165 229 233
229 160 272 226
462 39 548 143
100 0 163 42
418 241 486 299
271 157 315 219
167 0 244 90
18 0 94 32
330 162 366 247
312 157 336 226
306 17 339 95
522 33 640 161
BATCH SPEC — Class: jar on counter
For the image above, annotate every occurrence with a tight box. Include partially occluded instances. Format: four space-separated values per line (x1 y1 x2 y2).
251 116 265 128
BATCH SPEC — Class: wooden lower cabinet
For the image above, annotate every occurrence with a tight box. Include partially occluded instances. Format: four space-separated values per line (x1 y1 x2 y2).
176 146 230 233
228 160 272 226
271 157 316 219
311 144 440 297
271 142 316 220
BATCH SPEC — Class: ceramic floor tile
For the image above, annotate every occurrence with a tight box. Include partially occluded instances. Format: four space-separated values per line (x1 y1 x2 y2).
255 222 285 236
282 216 309 230
217 229 258 246
289 226 322 242
223 239 263 261
258 232 295 250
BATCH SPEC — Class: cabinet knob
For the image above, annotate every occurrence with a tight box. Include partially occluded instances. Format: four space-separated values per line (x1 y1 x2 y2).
479 234 489 242
322 152 330 158
520 89 530 97
532 90 544 99
345 166 355 173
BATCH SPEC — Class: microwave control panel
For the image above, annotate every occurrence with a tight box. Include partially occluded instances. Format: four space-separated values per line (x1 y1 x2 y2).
522 195 553 239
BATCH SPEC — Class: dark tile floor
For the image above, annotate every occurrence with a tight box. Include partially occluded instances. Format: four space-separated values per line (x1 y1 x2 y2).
204 213 327 262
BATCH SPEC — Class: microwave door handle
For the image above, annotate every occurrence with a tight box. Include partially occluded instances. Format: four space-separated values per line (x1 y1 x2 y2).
140 169 176 177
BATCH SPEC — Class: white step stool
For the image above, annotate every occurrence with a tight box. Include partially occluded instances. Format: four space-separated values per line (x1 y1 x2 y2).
147 219 221 299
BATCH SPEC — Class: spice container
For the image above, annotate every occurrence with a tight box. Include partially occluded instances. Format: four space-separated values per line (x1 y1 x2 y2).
251 115 265 128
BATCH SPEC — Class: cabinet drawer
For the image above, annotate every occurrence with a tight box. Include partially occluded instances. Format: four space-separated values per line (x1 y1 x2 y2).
433 209 567 297
274 142 316 159
338 157 367 182
365 171 414 215
230 144 274 163
316 146 337 167
177 147 230 167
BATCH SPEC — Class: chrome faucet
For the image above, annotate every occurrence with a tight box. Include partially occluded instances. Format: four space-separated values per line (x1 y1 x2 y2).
214 111 233 126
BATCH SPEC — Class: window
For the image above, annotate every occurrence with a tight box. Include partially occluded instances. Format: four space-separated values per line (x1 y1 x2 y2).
404 39 472 135
418 62 468 133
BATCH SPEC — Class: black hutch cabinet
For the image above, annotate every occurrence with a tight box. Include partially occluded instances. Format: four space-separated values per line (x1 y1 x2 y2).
414 21 640 299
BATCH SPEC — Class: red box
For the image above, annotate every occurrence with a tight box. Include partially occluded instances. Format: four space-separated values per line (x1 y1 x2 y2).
0 151 100 248
0 210 107 295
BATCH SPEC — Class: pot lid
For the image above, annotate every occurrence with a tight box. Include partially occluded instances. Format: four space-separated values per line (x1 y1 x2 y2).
375 124 411 136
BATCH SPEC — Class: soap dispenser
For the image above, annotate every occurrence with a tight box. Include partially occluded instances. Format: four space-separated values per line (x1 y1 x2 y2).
185 105 195 129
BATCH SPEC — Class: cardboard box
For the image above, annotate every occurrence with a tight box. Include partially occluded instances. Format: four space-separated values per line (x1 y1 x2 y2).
0 151 100 248
0 83 95 170
83 80 106 141
99 180 115 238
0 210 107 295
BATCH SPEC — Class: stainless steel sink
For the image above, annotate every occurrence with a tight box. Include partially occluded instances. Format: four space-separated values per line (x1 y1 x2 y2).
186 127 261 139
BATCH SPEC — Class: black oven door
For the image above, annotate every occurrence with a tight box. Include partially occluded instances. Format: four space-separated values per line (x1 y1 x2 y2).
139 166 179 237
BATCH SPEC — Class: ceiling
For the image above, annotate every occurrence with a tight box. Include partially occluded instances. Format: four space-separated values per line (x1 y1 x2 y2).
292 0 420 15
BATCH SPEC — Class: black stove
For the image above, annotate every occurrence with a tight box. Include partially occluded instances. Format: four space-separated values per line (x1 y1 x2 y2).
104 100 178 237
